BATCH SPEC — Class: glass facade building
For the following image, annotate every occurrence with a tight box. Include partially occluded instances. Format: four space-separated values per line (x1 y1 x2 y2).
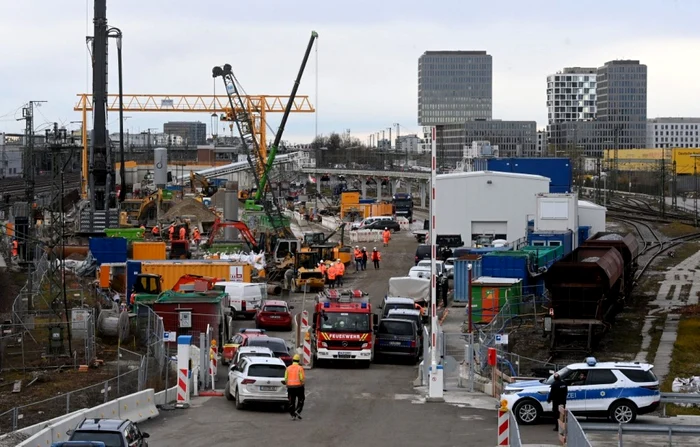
418 51 492 125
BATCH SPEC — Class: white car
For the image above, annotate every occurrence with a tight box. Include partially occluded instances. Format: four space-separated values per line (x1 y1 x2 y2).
229 346 274 370
416 260 446 277
225 356 288 410
408 266 431 279
501 357 660 425
444 258 456 278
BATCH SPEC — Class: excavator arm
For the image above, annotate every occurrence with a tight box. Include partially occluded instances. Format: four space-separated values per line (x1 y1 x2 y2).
206 217 260 252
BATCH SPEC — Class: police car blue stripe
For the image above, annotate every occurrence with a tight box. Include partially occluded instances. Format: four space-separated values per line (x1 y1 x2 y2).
518 386 658 403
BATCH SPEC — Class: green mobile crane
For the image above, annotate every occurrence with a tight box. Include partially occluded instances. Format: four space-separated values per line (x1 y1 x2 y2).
213 31 319 238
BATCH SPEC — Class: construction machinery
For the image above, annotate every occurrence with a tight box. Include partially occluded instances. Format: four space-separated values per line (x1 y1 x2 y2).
130 273 222 307
190 172 218 196
212 31 318 239
300 223 353 265
291 251 325 293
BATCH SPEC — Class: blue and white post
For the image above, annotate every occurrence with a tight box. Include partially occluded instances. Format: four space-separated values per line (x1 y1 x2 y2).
428 126 444 401
176 335 192 407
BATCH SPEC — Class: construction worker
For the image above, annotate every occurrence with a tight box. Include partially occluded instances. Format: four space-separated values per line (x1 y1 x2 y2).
193 227 201 249
11 238 18 258
179 225 186 241
327 261 337 289
168 225 175 241
318 260 327 281
285 354 306 420
335 259 345 287
354 246 362 272
151 225 160 239
382 227 391 247
371 247 381 269
361 247 368 271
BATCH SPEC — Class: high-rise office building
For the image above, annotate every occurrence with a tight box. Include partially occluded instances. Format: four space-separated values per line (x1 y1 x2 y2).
418 51 492 125
546 67 597 124
163 121 207 145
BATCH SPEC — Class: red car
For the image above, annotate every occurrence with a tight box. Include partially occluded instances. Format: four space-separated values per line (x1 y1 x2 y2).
255 300 294 331
222 328 267 365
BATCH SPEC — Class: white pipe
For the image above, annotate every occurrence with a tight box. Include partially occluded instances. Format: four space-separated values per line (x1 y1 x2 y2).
428 126 444 401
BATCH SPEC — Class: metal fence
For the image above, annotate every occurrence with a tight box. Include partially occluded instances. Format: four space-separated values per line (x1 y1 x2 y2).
0 367 142 434
564 408 593 447
509 411 523 447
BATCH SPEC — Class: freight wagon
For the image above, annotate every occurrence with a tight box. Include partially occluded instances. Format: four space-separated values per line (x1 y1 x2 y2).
580 232 639 300
543 245 625 353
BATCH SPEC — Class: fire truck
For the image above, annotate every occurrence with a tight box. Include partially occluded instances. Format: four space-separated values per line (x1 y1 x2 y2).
312 289 378 368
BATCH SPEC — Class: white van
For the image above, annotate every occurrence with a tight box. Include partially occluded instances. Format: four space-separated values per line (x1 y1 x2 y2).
214 281 267 319
351 216 394 230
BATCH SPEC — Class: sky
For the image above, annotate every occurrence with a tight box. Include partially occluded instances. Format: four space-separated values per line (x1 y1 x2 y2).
1 0 699 145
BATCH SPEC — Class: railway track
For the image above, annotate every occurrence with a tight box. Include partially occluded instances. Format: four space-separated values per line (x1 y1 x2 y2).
1 173 81 201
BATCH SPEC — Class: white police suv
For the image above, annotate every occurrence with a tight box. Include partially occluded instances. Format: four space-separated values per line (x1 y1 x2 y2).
501 357 660 425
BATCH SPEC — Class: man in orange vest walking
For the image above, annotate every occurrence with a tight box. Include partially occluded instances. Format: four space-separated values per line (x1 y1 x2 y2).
318 260 327 283
335 259 345 287
193 227 201 249
285 354 306 420
327 261 337 289
371 247 381 269
382 228 391 247
353 246 362 272
11 239 19 258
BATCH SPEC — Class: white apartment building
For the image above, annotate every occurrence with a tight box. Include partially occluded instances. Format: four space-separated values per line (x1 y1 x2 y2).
646 118 700 148
546 67 597 124
396 134 421 154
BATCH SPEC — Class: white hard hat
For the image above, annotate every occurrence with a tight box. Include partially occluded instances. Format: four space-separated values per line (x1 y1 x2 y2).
320 260 324 263
373 247 377 250
337 259 341 262
385 227 388 230
363 246 366 249
355 245 359 248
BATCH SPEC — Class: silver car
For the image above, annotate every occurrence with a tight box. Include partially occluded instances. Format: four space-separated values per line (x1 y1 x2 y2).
225 356 288 410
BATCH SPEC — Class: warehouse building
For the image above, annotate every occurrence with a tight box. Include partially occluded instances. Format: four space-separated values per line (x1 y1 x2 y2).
436 171 550 247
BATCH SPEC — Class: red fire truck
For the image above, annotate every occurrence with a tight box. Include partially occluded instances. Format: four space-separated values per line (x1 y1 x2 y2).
312 289 378 368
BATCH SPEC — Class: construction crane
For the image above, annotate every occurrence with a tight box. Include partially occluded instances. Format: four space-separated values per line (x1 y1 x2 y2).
74 93 315 199
212 31 318 239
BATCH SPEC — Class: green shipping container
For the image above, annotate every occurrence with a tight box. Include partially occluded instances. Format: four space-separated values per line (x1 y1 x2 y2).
104 228 145 241
470 277 523 323
520 245 563 267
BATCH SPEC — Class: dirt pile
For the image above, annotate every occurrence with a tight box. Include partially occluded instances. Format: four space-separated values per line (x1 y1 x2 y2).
162 198 217 223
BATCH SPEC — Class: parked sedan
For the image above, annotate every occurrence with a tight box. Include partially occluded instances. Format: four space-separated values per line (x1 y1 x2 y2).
225 356 288 410
361 220 401 232
247 336 294 366
255 300 293 331
68 418 150 447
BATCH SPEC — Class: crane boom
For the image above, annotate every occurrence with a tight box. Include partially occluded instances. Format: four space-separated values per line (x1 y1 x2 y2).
255 31 318 202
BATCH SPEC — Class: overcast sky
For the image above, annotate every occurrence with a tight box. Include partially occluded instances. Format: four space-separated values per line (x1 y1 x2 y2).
1 0 699 145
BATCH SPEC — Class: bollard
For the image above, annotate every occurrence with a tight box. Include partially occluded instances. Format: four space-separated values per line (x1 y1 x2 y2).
497 400 509 446
176 335 192 407
302 330 312 369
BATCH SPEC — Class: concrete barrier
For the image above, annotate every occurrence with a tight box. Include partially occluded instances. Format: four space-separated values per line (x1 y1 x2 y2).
321 216 337 230
349 230 382 243
154 385 179 406
16 389 161 447
0 408 86 440
397 217 410 231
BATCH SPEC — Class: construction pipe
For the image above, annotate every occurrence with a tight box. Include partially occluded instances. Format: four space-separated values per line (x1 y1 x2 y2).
267 284 282 296
97 310 130 343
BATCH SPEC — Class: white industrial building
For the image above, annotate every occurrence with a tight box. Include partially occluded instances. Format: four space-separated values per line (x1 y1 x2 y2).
436 171 550 247
577 200 606 236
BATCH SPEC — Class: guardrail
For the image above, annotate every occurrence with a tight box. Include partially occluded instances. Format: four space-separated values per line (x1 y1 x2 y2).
660 392 700 416
13 386 176 447
580 423 700 446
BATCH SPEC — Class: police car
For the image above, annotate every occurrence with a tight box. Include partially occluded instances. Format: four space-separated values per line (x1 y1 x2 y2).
501 357 660 425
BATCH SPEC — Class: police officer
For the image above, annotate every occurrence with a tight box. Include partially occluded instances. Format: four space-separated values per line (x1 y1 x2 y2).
547 373 568 431
285 354 306 420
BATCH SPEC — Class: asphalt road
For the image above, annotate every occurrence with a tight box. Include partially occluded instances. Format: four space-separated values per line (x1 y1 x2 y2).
140 226 561 447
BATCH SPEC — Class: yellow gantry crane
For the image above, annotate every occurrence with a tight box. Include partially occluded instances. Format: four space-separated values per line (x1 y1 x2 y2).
74 94 315 198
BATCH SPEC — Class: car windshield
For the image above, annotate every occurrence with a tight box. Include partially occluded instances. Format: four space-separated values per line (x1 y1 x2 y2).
384 303 414 315
320 312 371 332
247 364 286 378
393 199 413 207
379 321 414 336
390 313 421 327
248 339 288 354
543 367 572 385
70 431 123 447
263 306 287 313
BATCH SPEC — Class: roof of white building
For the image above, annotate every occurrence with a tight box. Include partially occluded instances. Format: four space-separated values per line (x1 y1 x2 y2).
578 200 606 210
437 170 550 182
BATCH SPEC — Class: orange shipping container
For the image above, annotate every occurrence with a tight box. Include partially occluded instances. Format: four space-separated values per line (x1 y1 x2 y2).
99 265 111 288
132 242 167 260
139 260 252 290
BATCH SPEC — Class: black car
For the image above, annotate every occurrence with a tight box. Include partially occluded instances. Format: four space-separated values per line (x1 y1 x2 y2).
415 244 431 265
68 418 149 447
247 336 294 366
363 220 401 232
374 319 420 364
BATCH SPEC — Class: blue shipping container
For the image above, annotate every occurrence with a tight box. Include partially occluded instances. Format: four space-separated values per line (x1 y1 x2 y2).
89 237 128 265
486 158 572 193
527 230 573 256
453 259 472 303
126 260 143 296
481 253 528 281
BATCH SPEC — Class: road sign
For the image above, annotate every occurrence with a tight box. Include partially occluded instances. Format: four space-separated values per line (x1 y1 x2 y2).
163 331 177 342
495 334 509 345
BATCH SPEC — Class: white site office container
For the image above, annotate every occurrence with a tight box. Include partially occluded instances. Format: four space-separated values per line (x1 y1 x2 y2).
535 193 579 233
578 200 606 236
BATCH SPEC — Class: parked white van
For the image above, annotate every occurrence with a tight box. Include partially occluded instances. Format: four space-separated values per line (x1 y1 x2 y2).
214 281 267 319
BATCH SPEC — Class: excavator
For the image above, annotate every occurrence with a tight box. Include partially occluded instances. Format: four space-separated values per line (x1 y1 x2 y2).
190 172 218 197
291 251 325 293
213 31 318 239
300 223 352 265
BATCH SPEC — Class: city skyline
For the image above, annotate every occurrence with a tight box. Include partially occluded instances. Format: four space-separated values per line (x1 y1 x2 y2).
1 0 699 144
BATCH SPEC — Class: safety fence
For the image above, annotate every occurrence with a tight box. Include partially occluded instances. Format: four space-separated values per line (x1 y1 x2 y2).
508 410 522 447
561 408 592 447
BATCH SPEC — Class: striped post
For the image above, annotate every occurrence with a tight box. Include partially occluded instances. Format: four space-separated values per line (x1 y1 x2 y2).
209 345 217 388
301 310 309 329
176 335 192 406
302 330 312 369
497 409 509 446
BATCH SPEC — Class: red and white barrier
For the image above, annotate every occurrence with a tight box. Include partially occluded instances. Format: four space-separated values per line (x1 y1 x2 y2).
497 409 509 446
302 330 312 369
209 342 218 388
176 335 192 406
396 217 410 231
301 310 309 328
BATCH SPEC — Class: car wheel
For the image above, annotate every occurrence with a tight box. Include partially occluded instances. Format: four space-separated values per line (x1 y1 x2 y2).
609 400 637 424
234 387 244 410
513 399 541 425
224 381 233 401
